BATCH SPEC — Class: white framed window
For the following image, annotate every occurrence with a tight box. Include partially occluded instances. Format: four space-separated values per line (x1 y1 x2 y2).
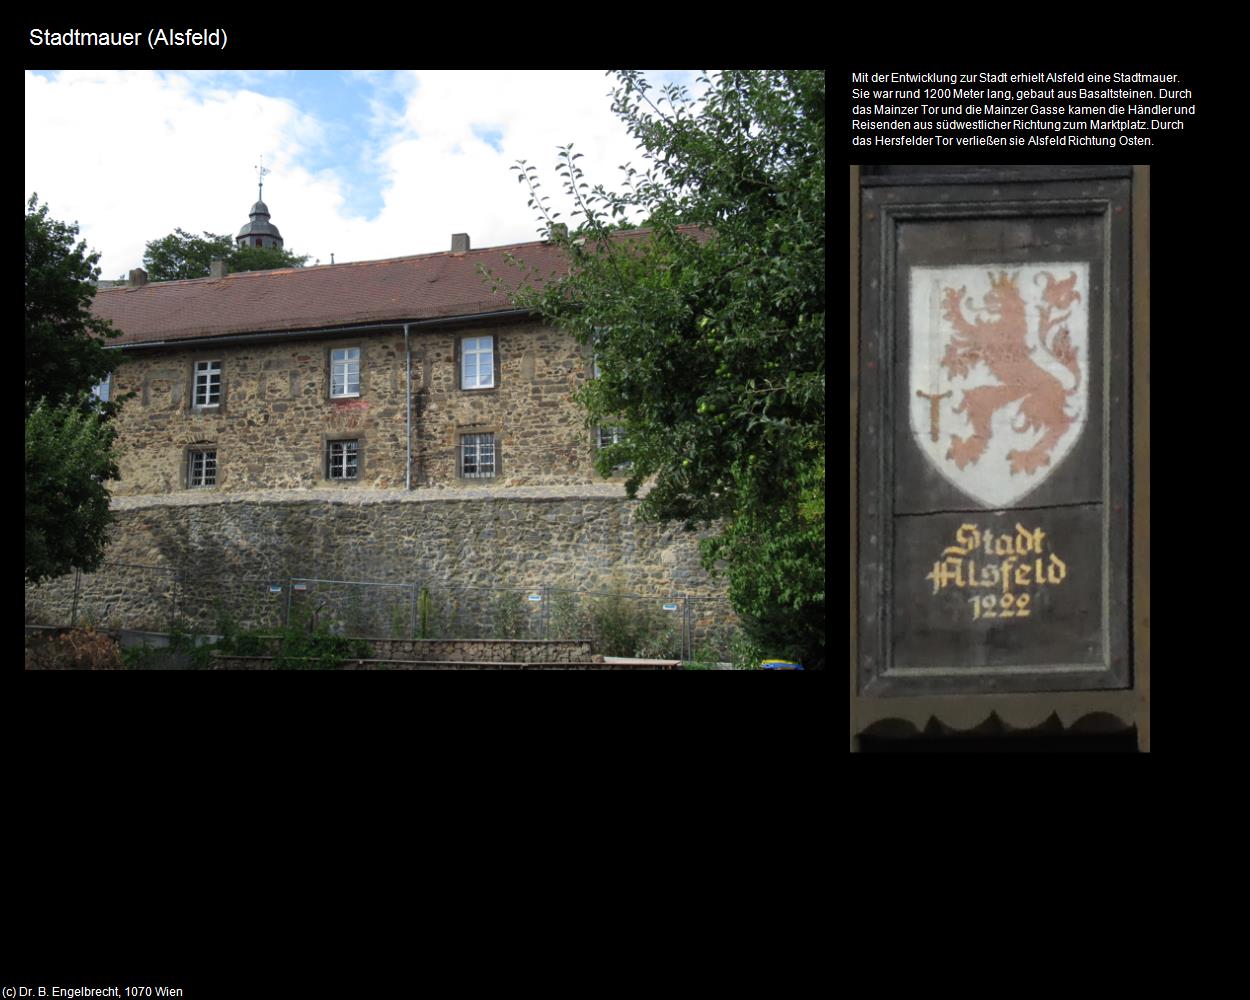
194 361 221 407
596 426 625 450
596 426 631 471
330 347 361 398
91 374 111 403
461 336 494 389
327 439 360 480
591 325 608 379
461 433 496 478
188 448 217 489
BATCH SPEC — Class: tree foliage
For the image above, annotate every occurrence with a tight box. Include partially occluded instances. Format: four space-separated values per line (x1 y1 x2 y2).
25 194 127 584
142 228 235 282
26 194 120 416
229 243 311 274
25 400 120 584
142 227 310 282
502 70 825 666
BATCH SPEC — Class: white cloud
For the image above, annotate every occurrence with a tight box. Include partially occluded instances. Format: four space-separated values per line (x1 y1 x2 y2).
25 70 324 276
25 70 700 277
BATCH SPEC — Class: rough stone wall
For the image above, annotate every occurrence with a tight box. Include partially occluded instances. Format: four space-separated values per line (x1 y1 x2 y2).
411 320 604 487
109 321 610 496
210 656 673 670
360 639 596 662
24 491 733 640
200 638 596 661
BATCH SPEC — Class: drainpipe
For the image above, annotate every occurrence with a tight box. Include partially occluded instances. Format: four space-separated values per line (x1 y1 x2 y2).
404 323 412 490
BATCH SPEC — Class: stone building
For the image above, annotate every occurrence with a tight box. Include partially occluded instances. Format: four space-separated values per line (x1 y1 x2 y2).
26 201 731 649
97 231 623 494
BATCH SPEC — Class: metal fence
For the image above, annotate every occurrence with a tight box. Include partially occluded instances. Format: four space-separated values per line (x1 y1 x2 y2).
25 563 739 661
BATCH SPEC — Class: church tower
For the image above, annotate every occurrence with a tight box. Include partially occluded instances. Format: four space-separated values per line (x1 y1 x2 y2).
236 161 285 251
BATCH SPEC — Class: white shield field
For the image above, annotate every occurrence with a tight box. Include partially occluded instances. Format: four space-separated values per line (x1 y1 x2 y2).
908 263 1089 508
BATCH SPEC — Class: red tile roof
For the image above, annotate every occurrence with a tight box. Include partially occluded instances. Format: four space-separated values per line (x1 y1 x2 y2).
94 226 706 347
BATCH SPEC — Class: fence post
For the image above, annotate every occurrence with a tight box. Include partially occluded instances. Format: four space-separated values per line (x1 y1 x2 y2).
683 595 692 663
410 582 417 639
70 569 82 627
285 579 293 628
170 567 181 631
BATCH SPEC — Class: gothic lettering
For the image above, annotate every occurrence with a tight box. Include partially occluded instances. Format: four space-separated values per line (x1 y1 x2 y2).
926 521 1069 620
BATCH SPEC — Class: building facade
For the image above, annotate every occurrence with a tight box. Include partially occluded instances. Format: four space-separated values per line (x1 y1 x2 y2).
107 317 609 494
25 217 733 649
95 227 649 495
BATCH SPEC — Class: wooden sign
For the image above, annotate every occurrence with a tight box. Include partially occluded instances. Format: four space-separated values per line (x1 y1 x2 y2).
857 169 1132 697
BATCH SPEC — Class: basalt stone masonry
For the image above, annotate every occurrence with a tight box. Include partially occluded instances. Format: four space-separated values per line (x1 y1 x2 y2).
24 487 731 638
109 321 609 495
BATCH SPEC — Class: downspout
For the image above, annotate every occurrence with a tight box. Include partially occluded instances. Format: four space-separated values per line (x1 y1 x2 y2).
404 323 412 490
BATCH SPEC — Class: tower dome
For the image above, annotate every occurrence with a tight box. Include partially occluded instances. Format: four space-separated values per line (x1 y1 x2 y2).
236 169 284 250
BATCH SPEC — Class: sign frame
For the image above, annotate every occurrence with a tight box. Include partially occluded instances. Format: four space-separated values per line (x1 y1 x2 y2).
854 168 1135 705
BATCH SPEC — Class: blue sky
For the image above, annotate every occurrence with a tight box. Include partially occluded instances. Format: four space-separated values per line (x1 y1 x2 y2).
25 70 705 278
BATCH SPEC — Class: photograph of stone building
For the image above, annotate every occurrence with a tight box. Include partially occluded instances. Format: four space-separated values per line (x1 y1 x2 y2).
25 194 733 653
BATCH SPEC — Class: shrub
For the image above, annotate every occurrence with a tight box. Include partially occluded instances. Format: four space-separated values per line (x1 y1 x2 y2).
26 627 122 670
389 601 411 639
270 625 371 669
492 590 526 640
730 631 765 671
342 587 371 636
547 590 584 640
418 586 434 639
212 603 371 668
635 610 681 659
588 589 681 659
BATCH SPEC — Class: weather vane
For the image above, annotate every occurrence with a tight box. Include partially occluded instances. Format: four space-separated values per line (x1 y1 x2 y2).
254 156 270 201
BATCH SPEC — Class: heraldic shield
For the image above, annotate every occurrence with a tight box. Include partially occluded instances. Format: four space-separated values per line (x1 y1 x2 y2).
908 263 1090 508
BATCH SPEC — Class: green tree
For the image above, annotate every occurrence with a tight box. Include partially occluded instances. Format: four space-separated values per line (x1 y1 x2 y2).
142 228 235 281
26 194 120 415
502 70 824 667
25 400 120 584
229 243 310 273
25 195 127 583
142 228 310 282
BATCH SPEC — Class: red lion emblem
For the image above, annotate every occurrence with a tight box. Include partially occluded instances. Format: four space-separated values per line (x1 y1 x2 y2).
940 270 1082 476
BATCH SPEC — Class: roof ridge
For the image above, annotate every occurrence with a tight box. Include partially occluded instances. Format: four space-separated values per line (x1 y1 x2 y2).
94 224 709 293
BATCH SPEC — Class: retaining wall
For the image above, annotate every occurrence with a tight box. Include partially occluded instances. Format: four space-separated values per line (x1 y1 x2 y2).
25 489 735 645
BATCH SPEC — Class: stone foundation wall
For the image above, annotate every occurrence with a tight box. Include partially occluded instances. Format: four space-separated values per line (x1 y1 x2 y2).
361 638 595 662
209 656 676 670
25 489 735 644
207 637 596 662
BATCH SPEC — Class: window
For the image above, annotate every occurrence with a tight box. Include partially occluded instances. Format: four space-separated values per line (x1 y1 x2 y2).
461 433 496 478
327 439 359 480
330 347 360 398
596 426 625 450
193 361 221 407
91 374 111 403
591 325 608 379
188 448 217 488
596 426 631 471
461 336 494 389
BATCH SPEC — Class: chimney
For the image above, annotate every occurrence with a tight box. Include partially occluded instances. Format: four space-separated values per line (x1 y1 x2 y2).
451 233 470 253
209 259 228 279
128 268 148 287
